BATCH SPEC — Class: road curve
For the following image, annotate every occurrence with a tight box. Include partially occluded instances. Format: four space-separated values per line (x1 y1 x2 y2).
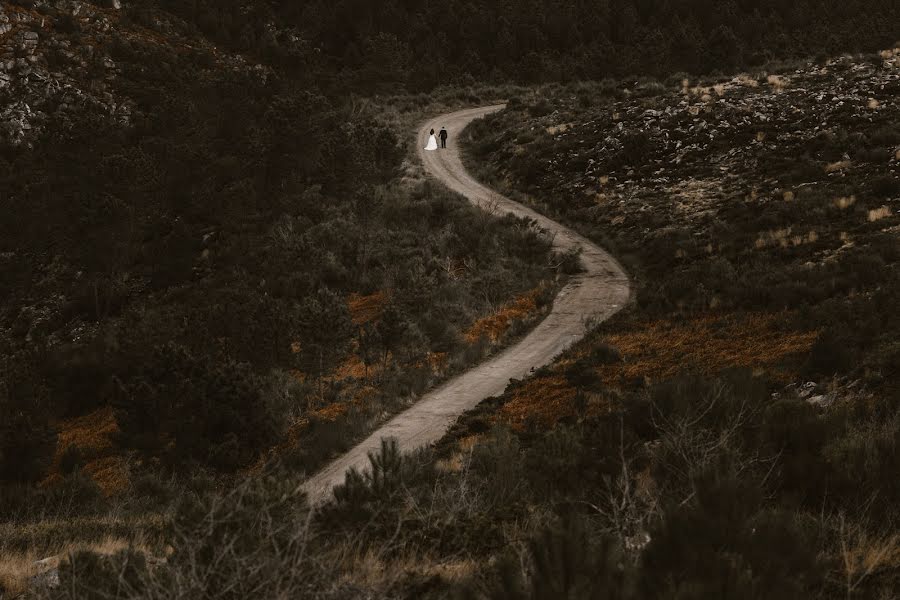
301 105 631 504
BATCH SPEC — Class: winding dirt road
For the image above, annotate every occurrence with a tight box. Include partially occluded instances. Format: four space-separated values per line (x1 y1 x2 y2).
301 106 631 504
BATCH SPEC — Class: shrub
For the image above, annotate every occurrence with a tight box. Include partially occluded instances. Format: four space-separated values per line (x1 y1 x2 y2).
805 328 857 377
114 343 287 472
526 425 584 496
471 427 523 507
528 98 554 117
0 351 56 483
558 246 584 275
871 174 900 198
59 444 82 476
55 550 149 600
486 514 632 599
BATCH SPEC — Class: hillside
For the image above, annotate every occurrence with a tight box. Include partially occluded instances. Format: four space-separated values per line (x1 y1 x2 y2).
463 50 900 389
0 0 559 541
7 50 897 599
2 0 900 597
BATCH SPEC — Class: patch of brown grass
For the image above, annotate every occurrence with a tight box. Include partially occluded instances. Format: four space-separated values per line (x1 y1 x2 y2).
333 353 370 380
596 312 817 386
766 74 789 91
0 536 150 597
42 407 127 496
497 376 578 431
867 206 891 222
348 290 389 326
427 351 449 375
338 551 478 593
825 159 852 173
82 457 129 497
546 123 573 135
312 402 348 422
834 195 857 210
464 285 544 344
55 406 118 456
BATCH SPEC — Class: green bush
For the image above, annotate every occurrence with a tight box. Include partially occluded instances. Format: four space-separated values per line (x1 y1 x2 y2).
55 550 149 600
471 427 524 507
0 351 56 483
805 328 857 377
114 343 287 472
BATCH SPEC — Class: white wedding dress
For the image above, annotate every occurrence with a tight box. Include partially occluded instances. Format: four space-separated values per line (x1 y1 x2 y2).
425 134 438 151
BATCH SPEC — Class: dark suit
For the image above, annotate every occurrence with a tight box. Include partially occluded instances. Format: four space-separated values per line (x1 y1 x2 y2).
439 129 448 148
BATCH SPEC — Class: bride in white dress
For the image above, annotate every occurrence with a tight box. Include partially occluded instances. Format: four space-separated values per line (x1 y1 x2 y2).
424 128 438 151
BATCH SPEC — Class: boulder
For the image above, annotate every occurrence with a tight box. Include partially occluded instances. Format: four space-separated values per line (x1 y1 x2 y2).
30 557 60 590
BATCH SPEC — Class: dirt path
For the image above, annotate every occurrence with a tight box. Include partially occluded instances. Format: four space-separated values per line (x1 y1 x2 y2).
301 105 631 504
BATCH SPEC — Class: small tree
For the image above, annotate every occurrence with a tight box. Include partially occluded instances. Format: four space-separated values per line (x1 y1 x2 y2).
0 351 56 483
297 287 353 405
375 302 407 369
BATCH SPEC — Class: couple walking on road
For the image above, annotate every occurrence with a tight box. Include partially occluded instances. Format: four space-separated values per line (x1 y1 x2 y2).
425 126 448 150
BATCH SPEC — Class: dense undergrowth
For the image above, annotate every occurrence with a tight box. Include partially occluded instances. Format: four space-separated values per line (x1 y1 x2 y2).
1 2 559 588
446 51 900 597
3 0 900 597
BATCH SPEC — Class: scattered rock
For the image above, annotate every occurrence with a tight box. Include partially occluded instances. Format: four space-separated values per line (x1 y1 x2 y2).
807 394 836 408
30 557 60 591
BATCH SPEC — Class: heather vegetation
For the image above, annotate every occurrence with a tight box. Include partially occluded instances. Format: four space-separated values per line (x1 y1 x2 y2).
2 0 900 597
450 51 900 597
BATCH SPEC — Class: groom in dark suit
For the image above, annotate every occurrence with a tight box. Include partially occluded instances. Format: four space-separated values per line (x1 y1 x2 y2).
439 127 448 148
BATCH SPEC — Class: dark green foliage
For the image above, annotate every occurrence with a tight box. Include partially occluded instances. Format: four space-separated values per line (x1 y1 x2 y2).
59 444 82 476
530 520 629 600
114 343 283 472
55 550 149 600
0 351 56 483
297 287 353 403
525 425 584 497
471 426 524 507
478 514 632 600
871 175 900 198
245 0 896 91
0 472 104 522
805 328 857 377
171 475 306 569
330 438 408 520
641 461 821 599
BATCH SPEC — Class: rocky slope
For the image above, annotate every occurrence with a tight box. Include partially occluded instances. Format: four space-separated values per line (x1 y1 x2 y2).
466 49 900 393
2 1 134 146
472 49 900 264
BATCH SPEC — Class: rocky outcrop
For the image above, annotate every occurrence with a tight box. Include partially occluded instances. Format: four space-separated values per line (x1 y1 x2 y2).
0 2 125 146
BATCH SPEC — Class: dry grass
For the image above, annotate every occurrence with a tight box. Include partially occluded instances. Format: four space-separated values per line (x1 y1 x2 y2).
839 518 900 596
755 227 794 249
0 527 159 597
595 312 817 386
464 285 545 344
497 375 579 431
834 195 857 209
490 313 816 431
82 457 129 497
546 123 573 135
734 74 760 88
312 402 349 422
825 159 852 173
337 550 477 593
41 406 128 497
867 206 892 222
333 353 371 380
54 406 118 457
766 74 789 91
347 290 389 326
